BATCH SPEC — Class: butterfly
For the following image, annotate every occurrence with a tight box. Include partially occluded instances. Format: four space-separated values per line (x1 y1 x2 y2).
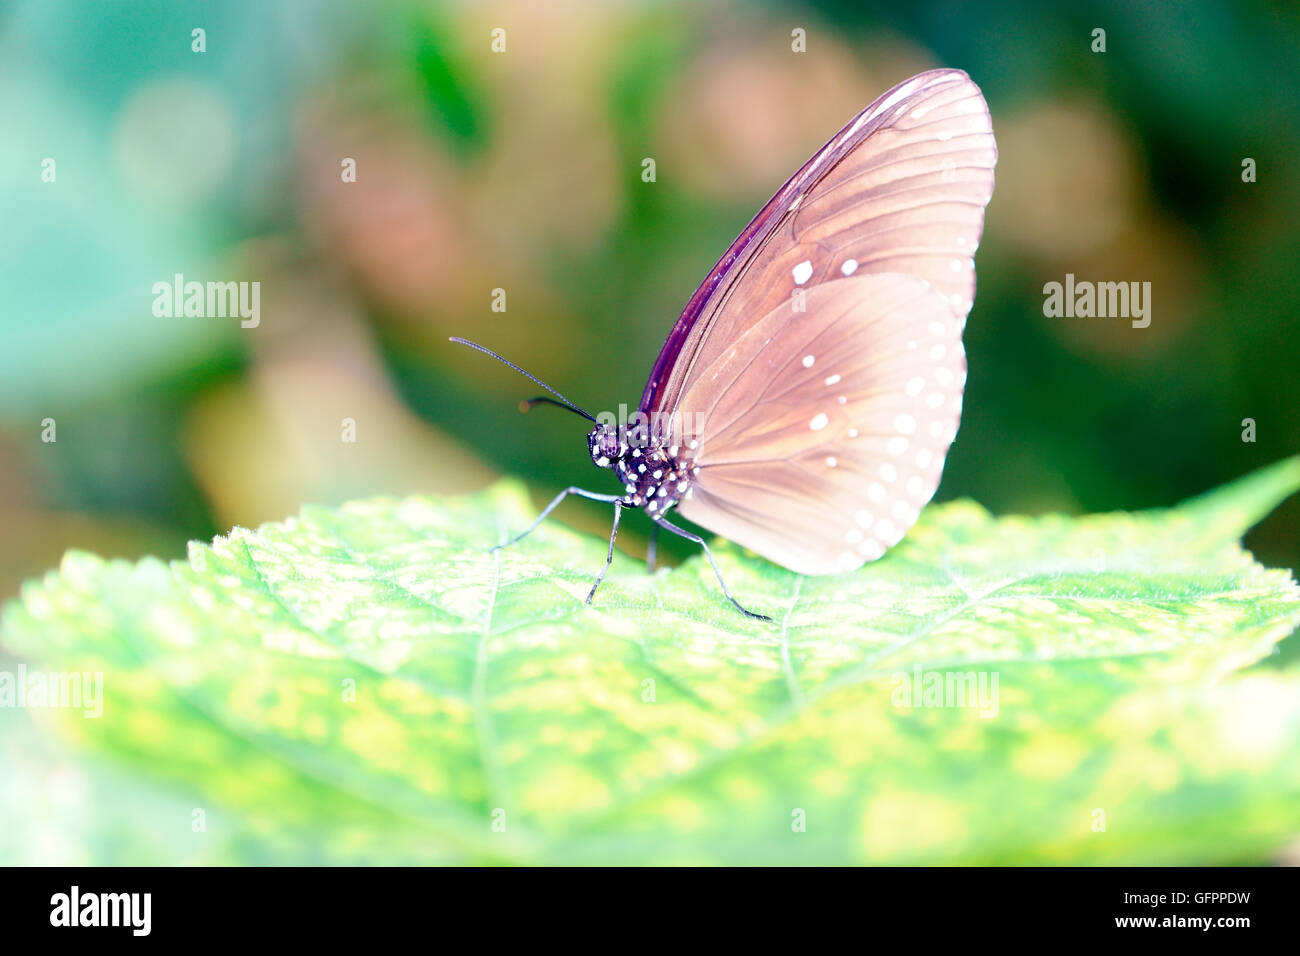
453 68 997 621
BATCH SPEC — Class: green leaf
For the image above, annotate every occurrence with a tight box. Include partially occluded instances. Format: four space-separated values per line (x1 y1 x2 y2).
4 458 1300 864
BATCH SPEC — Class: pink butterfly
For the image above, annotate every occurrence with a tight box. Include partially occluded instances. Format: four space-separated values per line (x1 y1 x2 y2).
455 69 997 621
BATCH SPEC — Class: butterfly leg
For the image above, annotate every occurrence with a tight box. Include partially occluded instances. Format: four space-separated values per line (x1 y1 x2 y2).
646 523 659 573
492 486 622 552
585 500 623 605
652 517 773 622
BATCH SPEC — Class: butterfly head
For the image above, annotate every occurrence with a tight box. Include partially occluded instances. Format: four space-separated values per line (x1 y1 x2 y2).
587 423 627 469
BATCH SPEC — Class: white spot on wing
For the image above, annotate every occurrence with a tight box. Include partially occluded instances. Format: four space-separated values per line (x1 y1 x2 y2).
802 354 815 368
841 258 858 276
792 260 813 285
824 373 841 386
809 413 829 431
859 538 885 560
875 518 902 546
893 500 918 522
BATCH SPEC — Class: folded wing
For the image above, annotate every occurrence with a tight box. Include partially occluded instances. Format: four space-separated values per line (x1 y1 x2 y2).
675 274 966 575
642 68 996 425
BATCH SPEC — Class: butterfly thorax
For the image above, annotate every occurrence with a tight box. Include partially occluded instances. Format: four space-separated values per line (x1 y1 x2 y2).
587 423 700 516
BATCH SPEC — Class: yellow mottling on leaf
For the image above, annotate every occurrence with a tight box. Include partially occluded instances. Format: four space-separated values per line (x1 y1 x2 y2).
124 708 173 744
860 791 967 859
1012 732 1089 781
723 775 762 803
651 793 707 832
524 764 611 815
302 712 330 742
341 710 410 773
4 460 1300 865
411 763 445 795
810 767 850 797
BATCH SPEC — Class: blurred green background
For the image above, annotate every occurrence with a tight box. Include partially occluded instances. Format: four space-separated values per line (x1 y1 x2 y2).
1 0 1297 606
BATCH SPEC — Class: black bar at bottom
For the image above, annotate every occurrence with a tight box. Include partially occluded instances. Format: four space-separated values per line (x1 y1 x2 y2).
0 865 1289 943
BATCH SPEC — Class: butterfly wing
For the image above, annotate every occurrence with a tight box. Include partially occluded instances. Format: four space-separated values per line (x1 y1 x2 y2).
641 68 995 425
644 68 996 574
673 274 964 575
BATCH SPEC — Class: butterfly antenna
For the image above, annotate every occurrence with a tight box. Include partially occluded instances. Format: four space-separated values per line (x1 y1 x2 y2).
449 337 597 423
520 396 585 415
